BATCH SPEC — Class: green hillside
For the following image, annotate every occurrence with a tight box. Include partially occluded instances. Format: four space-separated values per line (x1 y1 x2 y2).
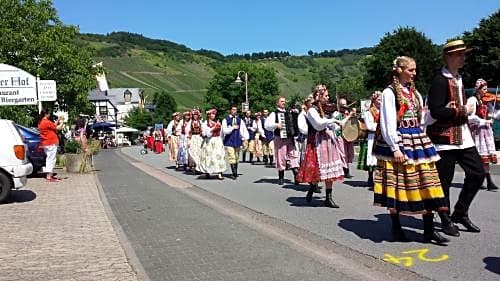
80 32 366 110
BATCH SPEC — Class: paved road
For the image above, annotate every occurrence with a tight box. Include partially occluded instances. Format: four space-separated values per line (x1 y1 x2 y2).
96 150 403 281
119 146 500 281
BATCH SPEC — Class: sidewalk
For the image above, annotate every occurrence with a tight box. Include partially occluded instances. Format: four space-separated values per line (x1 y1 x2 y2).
0 171 138 281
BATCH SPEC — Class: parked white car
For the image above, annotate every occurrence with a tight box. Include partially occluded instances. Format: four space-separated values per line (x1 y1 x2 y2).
0 119 33 203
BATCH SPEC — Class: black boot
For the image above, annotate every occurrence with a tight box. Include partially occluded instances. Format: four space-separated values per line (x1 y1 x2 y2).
263 155 268 164
343 167 353 179
424 213 449 245
367 171 374 186
324 189 339 208
230 164 237 180
486 173 499 191
241 152 246 163
312 182 321 193
390 213 410 242
249 153 254 163
278 170 285 185
292 168 299 185
256 157 261 163
438 212 460 237
269 155 274 166
306 183 315 203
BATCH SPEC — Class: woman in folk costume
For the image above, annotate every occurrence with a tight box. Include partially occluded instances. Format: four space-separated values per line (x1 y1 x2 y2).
176 111 192 170
373 56 448 244
197 109 226 179
296 95 321 198
188 108 203 174
298 86 345 208
146 127 155 151
154 129 164 153
357 91 381 188
166 112 181 163
466 79 499 191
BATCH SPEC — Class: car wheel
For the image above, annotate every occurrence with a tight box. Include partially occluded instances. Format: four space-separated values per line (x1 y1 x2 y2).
0 172 13 203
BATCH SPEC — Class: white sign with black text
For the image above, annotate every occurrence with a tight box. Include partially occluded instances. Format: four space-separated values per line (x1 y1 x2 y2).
38 79 57 101
0 64 37 106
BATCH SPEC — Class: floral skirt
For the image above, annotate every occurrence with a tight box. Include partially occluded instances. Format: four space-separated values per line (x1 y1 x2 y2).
316 132 344 181
470 124 497 164
188 134 203 167
177 135 189 165
197 137 226 174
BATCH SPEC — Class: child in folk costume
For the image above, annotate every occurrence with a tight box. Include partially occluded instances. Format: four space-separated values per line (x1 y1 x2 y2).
298 86 345 208
166 112 181 163
373 56 448 244
176 111 192 170
188 109 203 174
466 78 499 191
222 106 249 179
197 109 226 179
357 91 381 188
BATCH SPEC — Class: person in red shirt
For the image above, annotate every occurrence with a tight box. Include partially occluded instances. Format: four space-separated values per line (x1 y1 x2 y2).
38 110 63 182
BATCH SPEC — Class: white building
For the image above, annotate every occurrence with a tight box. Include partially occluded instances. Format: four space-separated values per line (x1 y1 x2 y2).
88 88 144 126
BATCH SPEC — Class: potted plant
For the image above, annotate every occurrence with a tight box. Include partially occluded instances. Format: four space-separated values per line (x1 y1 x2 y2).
64 140 92 173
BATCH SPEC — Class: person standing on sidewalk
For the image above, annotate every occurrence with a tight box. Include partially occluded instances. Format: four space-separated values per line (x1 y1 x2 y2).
264 96 300 185
176 111 192 171
38 109 64 182
466 78 499 192
427 40 485 236
373 56 449 244
222 106 249 180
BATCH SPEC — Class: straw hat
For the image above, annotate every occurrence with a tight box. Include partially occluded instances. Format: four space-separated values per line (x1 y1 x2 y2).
443 39 472 54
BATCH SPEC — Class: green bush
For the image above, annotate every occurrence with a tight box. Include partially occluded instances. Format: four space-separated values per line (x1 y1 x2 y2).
64 140 82 154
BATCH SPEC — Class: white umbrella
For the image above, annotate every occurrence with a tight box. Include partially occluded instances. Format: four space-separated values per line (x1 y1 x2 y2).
115 126 139 133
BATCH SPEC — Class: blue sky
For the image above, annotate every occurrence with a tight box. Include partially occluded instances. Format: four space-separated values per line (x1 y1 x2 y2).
53 0 498 55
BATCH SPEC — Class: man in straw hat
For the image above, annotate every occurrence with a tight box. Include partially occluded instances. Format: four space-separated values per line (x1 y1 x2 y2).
427 39 484 237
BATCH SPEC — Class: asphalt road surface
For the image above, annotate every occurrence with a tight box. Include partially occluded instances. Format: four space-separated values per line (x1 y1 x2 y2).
98 147 500 281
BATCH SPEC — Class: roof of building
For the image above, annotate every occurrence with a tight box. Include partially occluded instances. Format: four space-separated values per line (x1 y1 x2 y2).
89 88 142 105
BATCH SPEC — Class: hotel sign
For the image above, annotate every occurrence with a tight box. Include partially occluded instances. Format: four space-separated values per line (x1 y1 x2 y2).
0 64 37 105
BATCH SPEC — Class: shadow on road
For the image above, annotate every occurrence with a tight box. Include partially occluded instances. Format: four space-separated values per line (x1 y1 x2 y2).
338 214 425 243
8 190 37 203
483 257 500 275
343 180 372 188
286 196 324 207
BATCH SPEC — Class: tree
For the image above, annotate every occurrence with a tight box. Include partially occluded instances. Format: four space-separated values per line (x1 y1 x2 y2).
204 62 279 115
151 91 177 124
0 0 96 125
364 27 441 96
462 10 500 87
124 107 152 131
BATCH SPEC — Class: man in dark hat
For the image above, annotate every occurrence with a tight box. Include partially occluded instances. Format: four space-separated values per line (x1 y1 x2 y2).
427 39 484 237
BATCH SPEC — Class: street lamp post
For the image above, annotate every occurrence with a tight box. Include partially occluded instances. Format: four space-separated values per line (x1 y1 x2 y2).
235 71 248 111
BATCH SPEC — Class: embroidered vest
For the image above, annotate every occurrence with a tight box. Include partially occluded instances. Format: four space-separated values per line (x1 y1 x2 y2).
223 116 242 147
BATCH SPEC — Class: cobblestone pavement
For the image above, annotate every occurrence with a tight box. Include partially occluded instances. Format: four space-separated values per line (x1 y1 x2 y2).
0 172 138 281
